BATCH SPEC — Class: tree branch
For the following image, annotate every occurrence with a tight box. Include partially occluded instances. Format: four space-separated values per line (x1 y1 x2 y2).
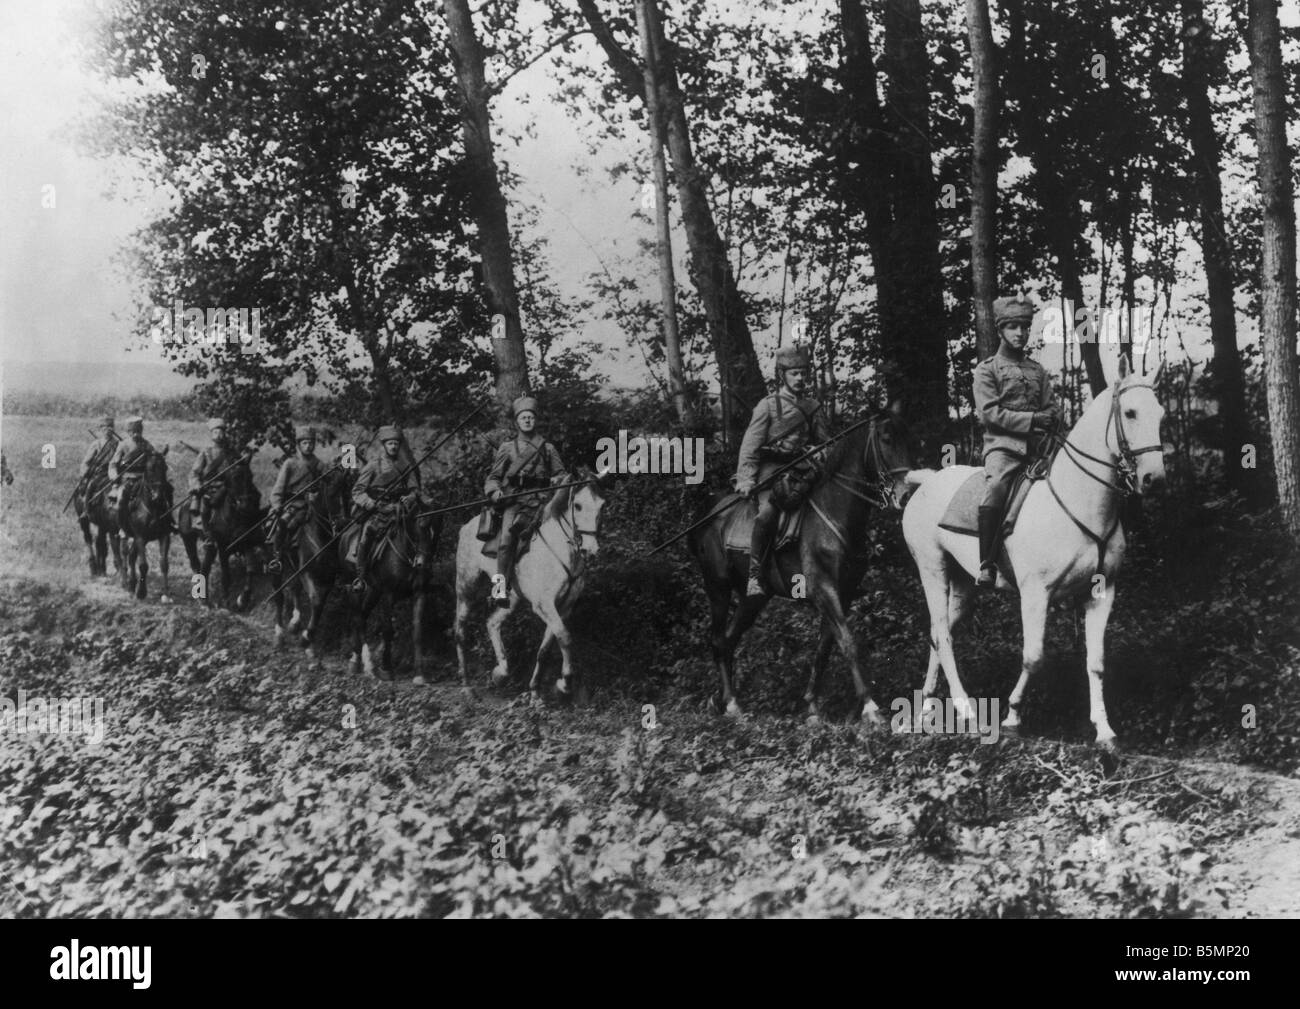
487 28 592 98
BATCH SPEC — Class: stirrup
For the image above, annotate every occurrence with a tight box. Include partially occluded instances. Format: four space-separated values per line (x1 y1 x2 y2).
977 563 997 587
267 557 282 573
351 576 366 593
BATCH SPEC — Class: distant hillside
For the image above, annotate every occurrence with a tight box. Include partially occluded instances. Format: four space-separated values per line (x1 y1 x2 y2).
1 360 194 399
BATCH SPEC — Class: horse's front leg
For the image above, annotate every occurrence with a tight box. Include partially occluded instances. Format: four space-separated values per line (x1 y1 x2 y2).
199 542 217 608
453 580 474 690
527 625 557 698
135 537 149 600
411 589 428 683
1083 580 1119 751
484 592 522 687
218 546 233 608
813 587 881 729
380 593 395 678
79 515 97 576
158 534 171 603
721 594 769 718
1003 586 1050 739
802 617 837 722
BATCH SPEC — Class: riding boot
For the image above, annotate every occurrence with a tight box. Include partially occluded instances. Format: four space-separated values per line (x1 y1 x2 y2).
268 519 285 573
352 524 372 593
748 505 777 597
494 536 517 609
977 506 1000 588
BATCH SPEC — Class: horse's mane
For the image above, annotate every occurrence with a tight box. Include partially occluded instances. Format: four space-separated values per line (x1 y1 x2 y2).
543 482 576 522
821 419 874 473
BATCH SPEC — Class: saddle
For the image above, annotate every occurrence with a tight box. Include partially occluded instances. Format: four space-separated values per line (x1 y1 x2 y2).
478 510 543 561
721 494 805 554
937 456 1050 540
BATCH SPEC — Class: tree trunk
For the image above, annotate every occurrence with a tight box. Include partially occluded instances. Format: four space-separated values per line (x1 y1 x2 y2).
443 0 529 414
1246 0 1300 540
966 0 999 361
879 0 949 431
577 0 763 444
634 0 692 429
1181 0 1252 499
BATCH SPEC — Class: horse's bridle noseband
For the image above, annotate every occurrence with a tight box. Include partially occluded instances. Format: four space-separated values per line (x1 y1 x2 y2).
1055 381 1164 496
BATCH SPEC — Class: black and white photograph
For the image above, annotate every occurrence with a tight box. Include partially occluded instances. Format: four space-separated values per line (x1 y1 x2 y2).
0 0 1297 938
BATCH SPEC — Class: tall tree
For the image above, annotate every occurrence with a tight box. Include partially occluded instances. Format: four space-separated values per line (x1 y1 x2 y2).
443 0 530 411
574 0 765 445
966 0 999 360
634 0 691 428
1245 0 1300 539
1180 0 1251 498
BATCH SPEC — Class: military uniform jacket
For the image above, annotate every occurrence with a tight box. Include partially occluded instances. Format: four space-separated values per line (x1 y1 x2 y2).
484 434 568 498
736 390 831 488
352 453 421 511
109 437 159 481
80 436 118 479
189 445 234 493
973 348 1059 461
271 454 324 511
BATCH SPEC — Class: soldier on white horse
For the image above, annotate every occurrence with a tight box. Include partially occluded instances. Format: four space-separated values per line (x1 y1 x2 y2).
902 298 1166 751
972 297 1061 586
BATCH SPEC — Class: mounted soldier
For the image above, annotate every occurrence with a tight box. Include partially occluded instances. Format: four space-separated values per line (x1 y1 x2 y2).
972 295 1061 587
108 416 161 532
351 424 421 592
80 415 119 485
188 417 237 535
734 344 831 597
269 424 324 568
484 396 570 609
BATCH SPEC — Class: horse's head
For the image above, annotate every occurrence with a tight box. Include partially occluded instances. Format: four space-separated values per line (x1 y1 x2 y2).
227 459 261 515
868 398 919 511
316 464 355 522
1112 358 1167 495
141 448 171 509
558 468 607 557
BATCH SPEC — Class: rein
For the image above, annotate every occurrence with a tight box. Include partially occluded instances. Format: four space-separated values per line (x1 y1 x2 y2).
1042 381 1163 575
809 419 908 548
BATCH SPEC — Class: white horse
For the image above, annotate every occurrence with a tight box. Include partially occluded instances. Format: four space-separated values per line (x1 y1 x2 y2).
901 357 1166 750
448 475 607 701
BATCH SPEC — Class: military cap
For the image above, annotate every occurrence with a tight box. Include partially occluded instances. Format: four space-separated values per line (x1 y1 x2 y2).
512 396 538 418
993 296 1036 327
125 416 144 431
207 417 226 431
377 424 401 443
294 425 315 441
775 345 811 371
100 415 115 429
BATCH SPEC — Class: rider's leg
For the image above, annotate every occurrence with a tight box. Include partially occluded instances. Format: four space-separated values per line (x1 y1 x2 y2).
352 519 375 592
495 508 521 609
978 452 1018 587
748 491 779 597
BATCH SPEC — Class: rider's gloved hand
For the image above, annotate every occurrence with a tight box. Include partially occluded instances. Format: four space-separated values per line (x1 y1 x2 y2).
401 491 418 508
1031 410 1055 432
489 489 503 503
735 481 755 498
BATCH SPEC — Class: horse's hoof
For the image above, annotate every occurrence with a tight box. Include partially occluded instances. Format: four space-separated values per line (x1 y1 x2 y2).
724 699 745 720
159 595 172 604
529 689 545 708
490 665 509 687
1000 722 1021 743
347 657 361 677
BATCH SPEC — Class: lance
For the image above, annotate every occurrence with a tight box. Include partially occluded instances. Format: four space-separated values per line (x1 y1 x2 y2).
177 441 201 454
63 429 121 514
644 415 877 557
415 477 592 520
266 404 487 601
226 459 346 553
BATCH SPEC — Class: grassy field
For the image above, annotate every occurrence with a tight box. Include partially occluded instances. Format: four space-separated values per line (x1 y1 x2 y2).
1 414 1299 917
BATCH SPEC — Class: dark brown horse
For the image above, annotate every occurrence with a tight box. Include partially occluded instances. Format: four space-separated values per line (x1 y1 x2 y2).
178 459 267 610
74 476 122 578
687 406 917 724
338 496 442 680
119 448 175 602
270 464 355 669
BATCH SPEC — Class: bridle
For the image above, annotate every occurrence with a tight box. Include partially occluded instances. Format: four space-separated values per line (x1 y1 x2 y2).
1043 380 1164 575
828 417 912 513
535 482 603 581
1053 381 1164 497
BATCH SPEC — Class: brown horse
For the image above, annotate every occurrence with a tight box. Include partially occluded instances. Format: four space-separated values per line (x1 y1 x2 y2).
74 476 122 578
338 496 442 680
178 459 267 610
687 407 917 724
270 464 355 668
119 448 175 602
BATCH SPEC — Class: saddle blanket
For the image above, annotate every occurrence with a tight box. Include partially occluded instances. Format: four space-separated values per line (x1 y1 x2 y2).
720 494 804 554
937 469 1037 538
